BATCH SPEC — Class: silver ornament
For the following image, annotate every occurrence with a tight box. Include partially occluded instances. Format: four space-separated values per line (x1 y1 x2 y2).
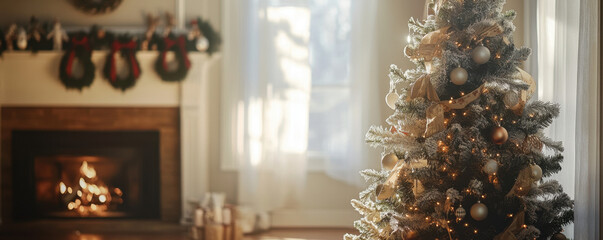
381 153 399 171
470 201 488 221
455 205 466 220
196 36 210 52
503 91 520 108
471 45 491 64
450 67 468 85
483 159 498 175
385 91 399 110
531 164 543 180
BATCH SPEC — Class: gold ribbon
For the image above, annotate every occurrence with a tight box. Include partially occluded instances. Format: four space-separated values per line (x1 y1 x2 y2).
377 160 428 200
493 211 526 240
506 166 539 197
508 67 536 115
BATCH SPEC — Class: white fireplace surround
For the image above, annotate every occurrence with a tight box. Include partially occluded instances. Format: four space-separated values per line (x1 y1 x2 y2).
0 51 211 224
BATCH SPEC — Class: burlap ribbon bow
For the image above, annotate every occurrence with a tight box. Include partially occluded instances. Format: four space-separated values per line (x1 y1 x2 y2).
493 211 526 240
377 160 428 200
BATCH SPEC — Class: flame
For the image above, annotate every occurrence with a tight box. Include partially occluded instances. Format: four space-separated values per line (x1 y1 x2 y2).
79 178 87 189
59 182 66 194
81 161 96 178
58 160 123 216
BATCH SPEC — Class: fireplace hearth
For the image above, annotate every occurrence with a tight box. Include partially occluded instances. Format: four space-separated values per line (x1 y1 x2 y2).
12 130 160 220
1 107 182 222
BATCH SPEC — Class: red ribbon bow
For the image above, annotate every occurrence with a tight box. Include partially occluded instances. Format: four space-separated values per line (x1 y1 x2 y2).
161 36 191 71
66 36 91 77
109 40 140 82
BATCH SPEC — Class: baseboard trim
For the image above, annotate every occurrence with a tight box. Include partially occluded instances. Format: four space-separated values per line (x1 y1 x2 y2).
271 209 357 228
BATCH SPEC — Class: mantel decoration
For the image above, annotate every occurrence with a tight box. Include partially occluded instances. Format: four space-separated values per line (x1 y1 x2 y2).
2 13 221 89
69 0 123 15
155 35 191 81
103 38 141 91
59 35 95 90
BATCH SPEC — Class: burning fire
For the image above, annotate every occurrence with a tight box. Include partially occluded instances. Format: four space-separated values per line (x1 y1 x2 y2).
58 161 123 216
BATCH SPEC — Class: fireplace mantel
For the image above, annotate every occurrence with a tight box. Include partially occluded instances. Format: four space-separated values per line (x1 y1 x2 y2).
0 51 211 223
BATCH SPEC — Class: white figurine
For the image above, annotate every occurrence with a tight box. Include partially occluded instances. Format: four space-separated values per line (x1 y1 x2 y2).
47 19 68 50
16 27 27 50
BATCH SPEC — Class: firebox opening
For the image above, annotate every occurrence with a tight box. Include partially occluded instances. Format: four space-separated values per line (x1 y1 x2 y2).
12 130 160 220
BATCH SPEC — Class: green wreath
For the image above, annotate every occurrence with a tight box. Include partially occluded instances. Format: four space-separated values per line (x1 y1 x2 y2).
59 36 95 90
155 36 191 82
103 39 141 91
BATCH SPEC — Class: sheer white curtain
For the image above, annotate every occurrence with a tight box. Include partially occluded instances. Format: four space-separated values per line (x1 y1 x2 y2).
221 0 381 212
529 0 600 238
322 1 380 186
222 0 311 212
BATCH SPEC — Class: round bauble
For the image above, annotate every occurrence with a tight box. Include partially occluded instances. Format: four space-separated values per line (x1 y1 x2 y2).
503 91 520 108
450 67 468 85
196 36 210 52
551 233 568 240
470 202 488 221
381 153 399 171
385 92 399 110
472 45 491 64
483 159 499 175
455 205 466 220
531 164 543 180
491 126 509 145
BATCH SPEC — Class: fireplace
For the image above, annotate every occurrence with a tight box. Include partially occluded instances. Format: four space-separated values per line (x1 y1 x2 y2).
11 130 160 220
1 107 182 222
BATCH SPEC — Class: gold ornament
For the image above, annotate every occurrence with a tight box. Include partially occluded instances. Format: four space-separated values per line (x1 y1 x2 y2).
491 126 508 145
381 153 399 171
455 205 466 221
470 201 488 221
450 67 468 85
531 164 543 180
551 233 568 240
472 45 491 64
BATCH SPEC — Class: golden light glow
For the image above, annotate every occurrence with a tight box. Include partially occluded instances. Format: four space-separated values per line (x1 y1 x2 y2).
81 161 97 178
59 182 66 194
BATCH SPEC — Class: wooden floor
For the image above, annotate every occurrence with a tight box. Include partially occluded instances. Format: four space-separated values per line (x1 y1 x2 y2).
0 220 355 240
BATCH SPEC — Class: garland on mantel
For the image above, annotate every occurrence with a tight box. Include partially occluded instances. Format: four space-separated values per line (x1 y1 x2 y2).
155 36 191 82
103 39 140 91
59 36 95 90
2 14 222 89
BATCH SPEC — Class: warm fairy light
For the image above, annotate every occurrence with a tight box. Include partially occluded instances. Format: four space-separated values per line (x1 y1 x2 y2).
77 190 83 197
67 187 73 194
79 178 87 189
481 194 486 199
522 224 527 228
436 202 441 205
99 195 107 203
60 182 67 194
460 92 465 96
485 106 490 110
508 213 514 218
471 138 475 142
425 217 430 221
496 153 501 157
474 229 479 234
495 53 501 59
464 223 469 227
438 140 444 146
529 114 535 118
81 161 97 179
463 112 467 116
444 119 449 125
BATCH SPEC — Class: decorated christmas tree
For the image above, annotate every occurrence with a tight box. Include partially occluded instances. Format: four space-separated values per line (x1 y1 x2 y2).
345 1 574 239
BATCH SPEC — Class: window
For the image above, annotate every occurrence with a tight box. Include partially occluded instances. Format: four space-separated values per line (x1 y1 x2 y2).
306 0 352 170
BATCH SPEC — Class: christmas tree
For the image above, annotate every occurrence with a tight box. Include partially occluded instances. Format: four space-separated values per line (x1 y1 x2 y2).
345 1 573 239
